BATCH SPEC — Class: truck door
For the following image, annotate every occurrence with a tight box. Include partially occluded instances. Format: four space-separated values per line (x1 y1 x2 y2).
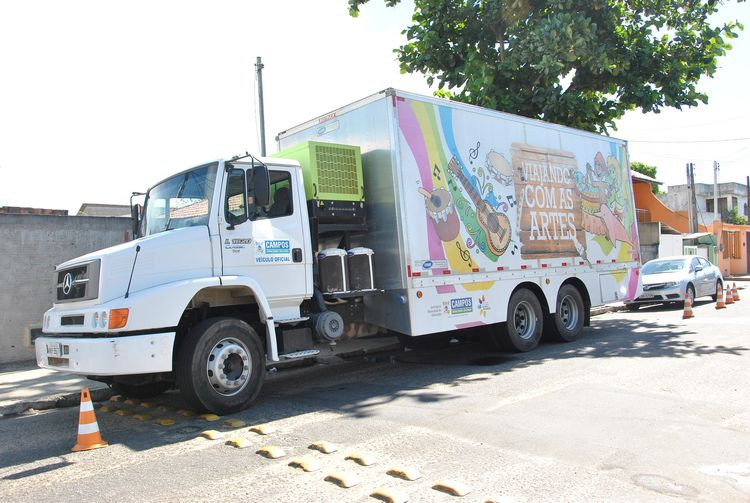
220 166 308 315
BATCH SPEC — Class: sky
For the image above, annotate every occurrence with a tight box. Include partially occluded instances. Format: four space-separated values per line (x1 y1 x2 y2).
0 1 747 213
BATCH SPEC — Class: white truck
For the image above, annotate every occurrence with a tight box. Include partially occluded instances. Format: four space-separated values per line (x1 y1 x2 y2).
36 89 642 414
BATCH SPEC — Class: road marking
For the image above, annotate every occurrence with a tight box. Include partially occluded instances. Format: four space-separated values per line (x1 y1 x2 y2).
256 446 286 459
371 487 409 503
309 441 338 454
224 418 246 428
346 451 378 466
249 424 276 435
325 471 360 488
155 418 176 426
139 401 155 408
177 409 196 417
114 408 133 416
199 430 224 440
132 414 152 421
225 437 252 449
199 413 220 422
386 466 422 481
288 456 321 472
432 480 472 497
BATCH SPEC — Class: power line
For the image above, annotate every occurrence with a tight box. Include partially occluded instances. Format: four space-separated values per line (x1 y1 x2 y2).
630 137 750 144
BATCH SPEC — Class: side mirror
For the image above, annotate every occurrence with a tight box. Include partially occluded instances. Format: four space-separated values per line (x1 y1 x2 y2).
131 204 142 239
694 265 703 272
253 164 271 208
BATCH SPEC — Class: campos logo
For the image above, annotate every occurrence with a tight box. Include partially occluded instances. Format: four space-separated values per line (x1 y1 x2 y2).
450 297 473 315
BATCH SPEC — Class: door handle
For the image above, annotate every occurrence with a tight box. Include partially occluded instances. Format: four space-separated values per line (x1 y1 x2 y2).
292 248 303 263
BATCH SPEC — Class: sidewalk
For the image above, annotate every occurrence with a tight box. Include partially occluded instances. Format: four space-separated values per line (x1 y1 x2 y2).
0 361 110 416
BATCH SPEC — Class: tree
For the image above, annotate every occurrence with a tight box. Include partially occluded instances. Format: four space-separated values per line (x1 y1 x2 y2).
630 161 660 194
725 206 748 225
348 0 744 133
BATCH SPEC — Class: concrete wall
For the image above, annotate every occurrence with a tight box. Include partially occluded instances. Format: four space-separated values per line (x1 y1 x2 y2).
0 214 131 364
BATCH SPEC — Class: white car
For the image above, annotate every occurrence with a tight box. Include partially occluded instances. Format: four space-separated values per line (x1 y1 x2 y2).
626 255 724 310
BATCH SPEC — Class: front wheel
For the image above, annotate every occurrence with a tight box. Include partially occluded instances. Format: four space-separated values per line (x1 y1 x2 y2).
486 288 543 352
176 317 265 415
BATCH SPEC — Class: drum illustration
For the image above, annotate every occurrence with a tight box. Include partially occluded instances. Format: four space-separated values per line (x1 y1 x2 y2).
418 187 460 242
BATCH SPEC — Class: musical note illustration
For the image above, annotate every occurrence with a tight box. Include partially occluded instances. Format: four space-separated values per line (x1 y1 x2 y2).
500 202 509 212
448 178 459 192
478 241 487 253
468 141 480 163
466 237 475 249
456 241 472 265
506 195 517 208
510 243 519 255
433 164 441 181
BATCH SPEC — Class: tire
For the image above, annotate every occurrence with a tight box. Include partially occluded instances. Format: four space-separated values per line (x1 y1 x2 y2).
683 284 695 307
109 381 170 399
711 280 722 302
487 288 543 352
176 317 265 415
547 284 585 342
626 303 640 312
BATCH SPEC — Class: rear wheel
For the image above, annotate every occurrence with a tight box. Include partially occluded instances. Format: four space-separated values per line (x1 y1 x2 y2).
176 317 265 415
547 285 585 342
486 288 543 352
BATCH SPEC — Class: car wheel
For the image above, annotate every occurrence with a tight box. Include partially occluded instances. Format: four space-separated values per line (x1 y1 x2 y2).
711 280 722 302
176 317 265 415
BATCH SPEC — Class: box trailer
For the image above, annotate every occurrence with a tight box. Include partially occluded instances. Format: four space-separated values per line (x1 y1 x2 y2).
35 88 642 414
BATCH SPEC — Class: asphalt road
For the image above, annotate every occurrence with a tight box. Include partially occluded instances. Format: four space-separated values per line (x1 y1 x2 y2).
1 300 749 502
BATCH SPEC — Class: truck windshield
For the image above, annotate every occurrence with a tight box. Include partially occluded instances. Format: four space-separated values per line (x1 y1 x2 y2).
141 163 218 236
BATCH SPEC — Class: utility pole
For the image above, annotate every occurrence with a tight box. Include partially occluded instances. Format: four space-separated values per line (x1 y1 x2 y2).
746 175 749 222
255 56 266 157
686 163 698 233
713 161 720 223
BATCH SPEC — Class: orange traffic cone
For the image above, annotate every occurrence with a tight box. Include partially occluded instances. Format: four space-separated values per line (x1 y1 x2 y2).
682 292 694 319
726 284 735 305
72 387 108 452
732 282 740 302
715 283 726 309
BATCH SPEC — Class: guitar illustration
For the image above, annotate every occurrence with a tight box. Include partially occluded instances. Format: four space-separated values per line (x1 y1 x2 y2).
448 157 511 256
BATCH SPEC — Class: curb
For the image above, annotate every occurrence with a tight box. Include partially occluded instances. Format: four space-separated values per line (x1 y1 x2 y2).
0 385 112 417
590 304 628 317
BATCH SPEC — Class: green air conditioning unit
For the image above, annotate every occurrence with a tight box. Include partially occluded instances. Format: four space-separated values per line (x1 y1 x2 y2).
274 141 364 203
274 141 365 225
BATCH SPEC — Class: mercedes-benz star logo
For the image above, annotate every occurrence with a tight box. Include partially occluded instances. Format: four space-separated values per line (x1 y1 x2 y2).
62 272 74 295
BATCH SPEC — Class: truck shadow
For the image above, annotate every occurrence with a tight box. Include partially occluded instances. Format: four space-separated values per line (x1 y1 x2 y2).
0 314 746 471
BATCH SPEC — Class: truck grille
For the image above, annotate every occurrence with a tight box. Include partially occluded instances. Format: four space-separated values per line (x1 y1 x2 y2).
55 260 100 303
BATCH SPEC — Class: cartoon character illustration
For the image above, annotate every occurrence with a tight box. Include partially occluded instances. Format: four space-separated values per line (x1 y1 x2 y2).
418 186 460 242
448 157 512 256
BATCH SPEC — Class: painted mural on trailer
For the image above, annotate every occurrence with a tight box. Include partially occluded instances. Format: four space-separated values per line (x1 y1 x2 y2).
396 97 639 301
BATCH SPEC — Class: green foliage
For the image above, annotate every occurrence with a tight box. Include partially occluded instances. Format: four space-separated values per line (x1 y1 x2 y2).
726 206 748 225
348 0 744 133
630 161 660 193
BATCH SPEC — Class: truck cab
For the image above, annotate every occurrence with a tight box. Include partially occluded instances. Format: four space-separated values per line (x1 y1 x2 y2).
37 157 321 413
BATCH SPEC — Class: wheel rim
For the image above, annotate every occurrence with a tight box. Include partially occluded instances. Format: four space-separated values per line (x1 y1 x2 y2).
513 300 537 340
559 294 579 331
688 287 695 304
206 337 251 396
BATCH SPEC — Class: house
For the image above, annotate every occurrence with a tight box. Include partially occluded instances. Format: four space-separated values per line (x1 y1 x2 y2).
658 182 749 226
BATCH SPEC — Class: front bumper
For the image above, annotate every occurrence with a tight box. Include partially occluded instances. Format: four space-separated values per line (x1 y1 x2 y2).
625 285 683 304
35 332 175 376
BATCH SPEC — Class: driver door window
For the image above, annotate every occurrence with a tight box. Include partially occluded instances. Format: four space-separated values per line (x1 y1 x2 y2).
250 170 293 220
225 168 247 226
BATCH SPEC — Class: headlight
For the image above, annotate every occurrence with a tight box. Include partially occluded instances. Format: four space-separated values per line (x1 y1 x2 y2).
664 281 680 288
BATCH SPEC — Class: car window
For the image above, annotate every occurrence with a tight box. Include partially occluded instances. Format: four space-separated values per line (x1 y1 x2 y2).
690 258 701 271
698 258 710 268
249 170 293 220
642 259 686 274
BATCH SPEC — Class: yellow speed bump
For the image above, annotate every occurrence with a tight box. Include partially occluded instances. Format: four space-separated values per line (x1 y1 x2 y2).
325 471 361 488
109 395 124 402
256 446 286 459
199 430 224 440
132 414 152 421
288 456 322 472
114 408 133 416
225 437 252 449
386 466 422 481
155 418 176 426
139 401 155 409
224 418 246 428
432 480 472 497
371 487 409 503
199 413 221 422
98 405 113 413
124 399 136 405
309 440 338 454
346 451 378 466
249 424 276 435
156 405 174 412
177 409 196 417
